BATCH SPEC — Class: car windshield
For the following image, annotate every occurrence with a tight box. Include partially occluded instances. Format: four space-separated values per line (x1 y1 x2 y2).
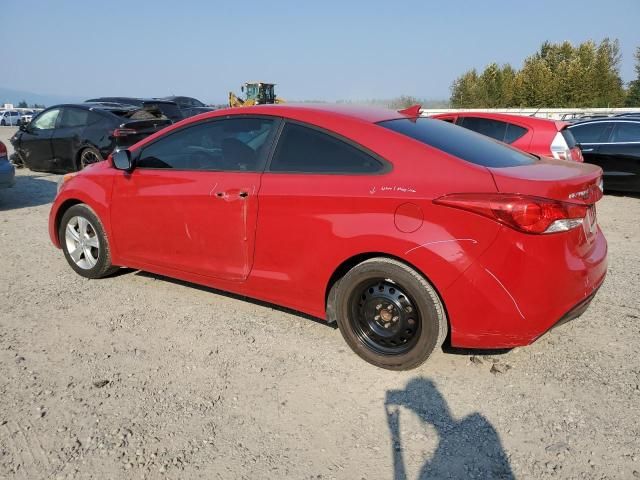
378 117 537 168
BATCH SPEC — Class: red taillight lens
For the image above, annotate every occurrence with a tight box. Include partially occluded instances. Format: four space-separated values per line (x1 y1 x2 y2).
0 141 7 156
434 193 589 234
112 128 137 138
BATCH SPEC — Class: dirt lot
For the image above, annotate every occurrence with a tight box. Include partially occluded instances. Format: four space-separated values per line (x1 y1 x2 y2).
1 125 639 479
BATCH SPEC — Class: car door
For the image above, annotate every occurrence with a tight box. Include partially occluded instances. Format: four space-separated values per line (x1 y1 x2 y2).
17 108 61 171
51 107 90 171
596 121 640 192
110 116 279 281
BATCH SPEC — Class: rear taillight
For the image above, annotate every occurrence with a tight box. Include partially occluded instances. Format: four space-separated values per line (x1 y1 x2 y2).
550 132 572 161
434 193 591 234
112 128 137 138
0 141 6 157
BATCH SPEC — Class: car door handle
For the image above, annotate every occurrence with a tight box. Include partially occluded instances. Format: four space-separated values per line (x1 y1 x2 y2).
581 148 595 152
214 191 249 198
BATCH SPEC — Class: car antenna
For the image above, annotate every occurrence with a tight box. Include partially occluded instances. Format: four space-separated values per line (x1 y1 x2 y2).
529 107 541 117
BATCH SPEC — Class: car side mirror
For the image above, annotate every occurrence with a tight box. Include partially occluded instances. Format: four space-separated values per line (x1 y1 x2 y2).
112 149 133 171
19 123 27 132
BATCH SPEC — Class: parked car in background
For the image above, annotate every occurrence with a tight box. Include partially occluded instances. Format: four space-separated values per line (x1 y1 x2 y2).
10 103 171 173
569 118 640 193
85 96 214 121
0 141 15 188
161 96 216 118
432 112 583 162
0 110 22 126
50 104 606 370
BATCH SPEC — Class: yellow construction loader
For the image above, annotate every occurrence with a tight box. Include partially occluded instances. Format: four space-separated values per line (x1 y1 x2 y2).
229 82 285 108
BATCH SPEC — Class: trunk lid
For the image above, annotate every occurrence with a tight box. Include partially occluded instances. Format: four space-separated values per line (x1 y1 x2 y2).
488 157 603 205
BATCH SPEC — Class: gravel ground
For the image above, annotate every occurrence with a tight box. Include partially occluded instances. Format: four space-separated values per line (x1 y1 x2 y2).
1 126 639 479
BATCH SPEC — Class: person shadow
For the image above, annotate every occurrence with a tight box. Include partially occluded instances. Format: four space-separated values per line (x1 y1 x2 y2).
385 378 514 480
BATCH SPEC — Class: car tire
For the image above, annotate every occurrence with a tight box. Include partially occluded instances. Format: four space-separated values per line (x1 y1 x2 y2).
333 257 447 370
59 204 118 279
1 120 5 126
77 146 103 171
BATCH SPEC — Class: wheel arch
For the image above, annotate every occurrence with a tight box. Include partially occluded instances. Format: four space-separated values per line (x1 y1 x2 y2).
53 199 84 245
324 252 450 333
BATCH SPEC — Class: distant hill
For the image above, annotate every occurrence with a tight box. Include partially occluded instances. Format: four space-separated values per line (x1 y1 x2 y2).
0 86 86 107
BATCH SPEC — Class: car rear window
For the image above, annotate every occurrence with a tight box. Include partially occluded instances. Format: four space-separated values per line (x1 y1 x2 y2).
379 118 536 168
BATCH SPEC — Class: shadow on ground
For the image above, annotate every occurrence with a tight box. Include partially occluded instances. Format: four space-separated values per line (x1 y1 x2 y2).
385 378 514 479
133 270 337 329
0 173 58 211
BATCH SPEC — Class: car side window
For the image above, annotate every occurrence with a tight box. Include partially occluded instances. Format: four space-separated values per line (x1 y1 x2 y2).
569 123 612 144
504 123 528 144
59 108 90 128
269 123 385 174
611 122 640 143
137 117 275 171
457 117 509 142
30 109 61 130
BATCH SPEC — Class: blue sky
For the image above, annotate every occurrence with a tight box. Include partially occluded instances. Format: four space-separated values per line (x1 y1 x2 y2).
1 0 638 103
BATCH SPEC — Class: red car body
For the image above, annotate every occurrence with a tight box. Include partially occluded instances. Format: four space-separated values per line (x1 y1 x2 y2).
432 112 584 162
49 104 606 350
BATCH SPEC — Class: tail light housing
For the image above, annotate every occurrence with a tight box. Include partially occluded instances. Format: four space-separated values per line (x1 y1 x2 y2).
0 141 6 157
550 132 572 161
112 128 137 138
434 193 597 234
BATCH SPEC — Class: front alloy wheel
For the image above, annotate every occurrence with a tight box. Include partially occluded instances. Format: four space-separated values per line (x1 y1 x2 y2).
65 216 100 269
59 204 118 279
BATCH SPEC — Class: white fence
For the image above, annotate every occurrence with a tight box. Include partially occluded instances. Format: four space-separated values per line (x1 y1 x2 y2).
420 107 640 120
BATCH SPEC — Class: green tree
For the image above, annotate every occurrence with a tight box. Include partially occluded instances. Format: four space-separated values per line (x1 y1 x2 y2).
625 46 640 106
17 100 28 108
450 69 480 108
449 39 627 108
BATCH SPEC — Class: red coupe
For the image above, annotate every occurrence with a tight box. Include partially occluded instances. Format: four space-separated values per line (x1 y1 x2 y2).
432 112 584 162
49 104 607 369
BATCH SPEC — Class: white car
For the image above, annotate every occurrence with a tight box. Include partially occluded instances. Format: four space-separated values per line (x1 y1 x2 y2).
0 110 22 126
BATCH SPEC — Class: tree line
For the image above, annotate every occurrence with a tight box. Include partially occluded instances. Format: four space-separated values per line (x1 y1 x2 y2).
450 39 640 108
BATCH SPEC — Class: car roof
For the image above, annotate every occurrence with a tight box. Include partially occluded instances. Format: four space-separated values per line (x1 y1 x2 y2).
569 117 640 126
195 103 408 124
432 111 567 130
86 97 178 106
47 103 139 113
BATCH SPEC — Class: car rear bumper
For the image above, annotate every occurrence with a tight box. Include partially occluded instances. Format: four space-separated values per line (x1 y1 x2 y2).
442 224 607 348
0 157 15 188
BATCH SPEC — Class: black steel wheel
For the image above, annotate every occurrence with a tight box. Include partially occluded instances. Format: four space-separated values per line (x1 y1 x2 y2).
350 280 421 355
333 258 447 370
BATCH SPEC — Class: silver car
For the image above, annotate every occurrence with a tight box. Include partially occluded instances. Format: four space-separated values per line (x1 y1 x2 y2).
0 110 22 126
